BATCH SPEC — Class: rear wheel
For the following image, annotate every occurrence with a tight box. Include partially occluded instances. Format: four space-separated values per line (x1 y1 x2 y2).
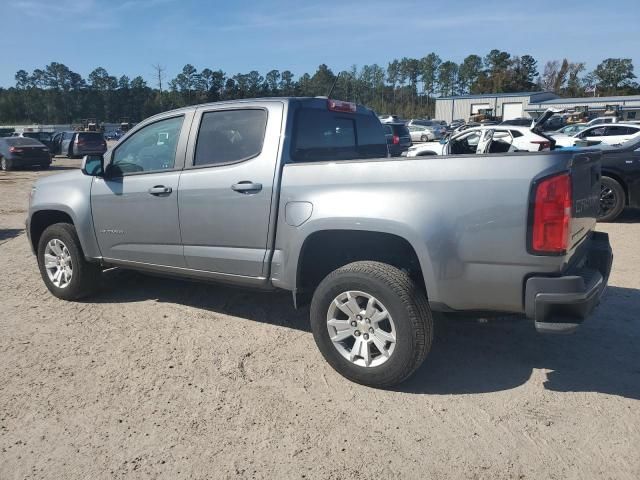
599 176 625 222
37 223 101 300
420 134 428 142
310 261 432 388
1 157 11 171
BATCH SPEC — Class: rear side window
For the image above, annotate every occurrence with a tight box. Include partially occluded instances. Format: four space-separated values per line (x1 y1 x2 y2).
194 109 267 166
292 108 387 162
510 130 523 138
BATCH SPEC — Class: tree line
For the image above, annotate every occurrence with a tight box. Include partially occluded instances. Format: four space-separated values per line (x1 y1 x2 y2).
0 51 636 124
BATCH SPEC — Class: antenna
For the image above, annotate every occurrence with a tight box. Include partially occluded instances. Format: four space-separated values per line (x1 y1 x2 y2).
327 72 342 98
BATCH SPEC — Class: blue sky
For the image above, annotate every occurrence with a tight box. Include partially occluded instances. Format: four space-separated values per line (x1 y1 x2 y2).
3 0 639 87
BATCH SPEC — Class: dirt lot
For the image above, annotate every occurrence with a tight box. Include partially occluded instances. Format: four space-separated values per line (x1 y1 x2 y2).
1 158 639 479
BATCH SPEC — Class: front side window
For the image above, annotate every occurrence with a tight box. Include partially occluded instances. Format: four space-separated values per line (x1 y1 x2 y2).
111 116 183 175
584 127 605 138
194 109 267 166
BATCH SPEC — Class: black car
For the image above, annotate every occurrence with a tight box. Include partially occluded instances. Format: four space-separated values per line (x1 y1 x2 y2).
383 123 412 157
598 135 640 221
0 137 52 171
21 131 54 149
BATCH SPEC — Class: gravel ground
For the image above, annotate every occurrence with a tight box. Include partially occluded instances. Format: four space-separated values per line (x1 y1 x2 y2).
1 158 639 479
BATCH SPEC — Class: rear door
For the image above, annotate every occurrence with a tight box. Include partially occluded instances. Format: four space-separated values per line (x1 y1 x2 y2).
177 102 284 278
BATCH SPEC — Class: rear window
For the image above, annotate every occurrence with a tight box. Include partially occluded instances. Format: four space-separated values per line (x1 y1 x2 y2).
78 132 104 141
6 137 44 146
292 108 387 162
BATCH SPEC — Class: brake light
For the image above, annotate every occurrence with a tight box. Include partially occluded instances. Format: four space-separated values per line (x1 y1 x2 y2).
327 99 357 113
9 147 22 153
392 135 400 145
531 140 551 151
531 173 572 254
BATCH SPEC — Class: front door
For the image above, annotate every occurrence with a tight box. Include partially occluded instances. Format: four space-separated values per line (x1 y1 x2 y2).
178 102 284 278
91 114 190 267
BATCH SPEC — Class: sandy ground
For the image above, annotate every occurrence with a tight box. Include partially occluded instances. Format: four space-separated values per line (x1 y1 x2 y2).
0 158 639 479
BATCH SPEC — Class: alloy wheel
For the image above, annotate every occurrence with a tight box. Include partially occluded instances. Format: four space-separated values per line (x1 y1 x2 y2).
43 238 73 288
600 183 617 217
326 291 397 367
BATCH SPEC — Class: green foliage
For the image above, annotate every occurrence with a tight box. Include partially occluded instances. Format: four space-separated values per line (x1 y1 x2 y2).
0 55 638 124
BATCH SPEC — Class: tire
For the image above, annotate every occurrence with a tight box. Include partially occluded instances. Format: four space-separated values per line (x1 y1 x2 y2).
310 261 432 388
1 157 11 171
599 176 625 222
37 223 101 300
420 135 428 142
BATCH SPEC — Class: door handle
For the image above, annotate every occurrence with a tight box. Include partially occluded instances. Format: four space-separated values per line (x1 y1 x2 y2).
148 185 172 196
231 181 262 193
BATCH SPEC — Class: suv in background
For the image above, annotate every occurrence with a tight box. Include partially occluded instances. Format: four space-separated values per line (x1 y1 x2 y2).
383 123 412 156
407 119 447 139
51 131 107 158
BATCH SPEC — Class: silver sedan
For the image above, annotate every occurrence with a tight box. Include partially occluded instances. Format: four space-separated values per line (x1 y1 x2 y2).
407 125 435 142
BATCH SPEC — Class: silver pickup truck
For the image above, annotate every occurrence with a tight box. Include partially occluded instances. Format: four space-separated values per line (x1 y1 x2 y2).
26 97 612 387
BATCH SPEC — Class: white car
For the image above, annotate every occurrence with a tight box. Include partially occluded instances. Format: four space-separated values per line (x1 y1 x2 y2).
407 125 435 142
586 116 619 126
407 125 553 157
554 123 640 148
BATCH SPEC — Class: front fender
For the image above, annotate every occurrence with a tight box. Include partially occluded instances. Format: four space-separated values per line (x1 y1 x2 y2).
28 171 101 259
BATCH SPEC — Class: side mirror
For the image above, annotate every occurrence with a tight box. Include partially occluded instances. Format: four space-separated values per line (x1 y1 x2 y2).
81 154 104 176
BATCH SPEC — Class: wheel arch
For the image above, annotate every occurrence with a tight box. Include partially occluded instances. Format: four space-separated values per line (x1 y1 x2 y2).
293 228 434 304
29 209 75 253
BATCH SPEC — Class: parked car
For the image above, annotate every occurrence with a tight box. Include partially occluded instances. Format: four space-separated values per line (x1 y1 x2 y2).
407 119 447 139
50 131 107 158
594 135 640 222
540 115 565 131
378 115 401 123
383 122 412 156
408 125 554 156
20 131 54 149
587 116 619 126
553 123 588 136
407 125 435 142
26 97 611 388
446 119 465 132
500 117 533 127
554 124 640 148
0 136 51 171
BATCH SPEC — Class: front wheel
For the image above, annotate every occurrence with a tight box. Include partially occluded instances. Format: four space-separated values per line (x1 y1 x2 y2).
420 134 428 142
310 261 432 387
37 223 101 300
1 157 11 171
599 176 625 222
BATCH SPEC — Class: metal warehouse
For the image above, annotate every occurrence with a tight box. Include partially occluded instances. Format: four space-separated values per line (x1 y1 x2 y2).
436 92 640 123
525 95 640 121
435 91 558 123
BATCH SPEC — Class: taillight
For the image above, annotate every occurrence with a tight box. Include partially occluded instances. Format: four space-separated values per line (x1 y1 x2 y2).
531 173 572 254
531 140 551 151
9 146 22 153
392 135 400 145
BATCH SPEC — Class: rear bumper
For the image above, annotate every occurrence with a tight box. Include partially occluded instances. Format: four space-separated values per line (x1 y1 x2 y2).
524 231 613 333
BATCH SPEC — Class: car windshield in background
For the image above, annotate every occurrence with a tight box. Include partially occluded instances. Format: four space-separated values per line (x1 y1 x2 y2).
292 108 387 162
5 137 45 147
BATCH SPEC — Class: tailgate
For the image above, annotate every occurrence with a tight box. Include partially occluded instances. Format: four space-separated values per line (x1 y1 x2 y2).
569 151 601 249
